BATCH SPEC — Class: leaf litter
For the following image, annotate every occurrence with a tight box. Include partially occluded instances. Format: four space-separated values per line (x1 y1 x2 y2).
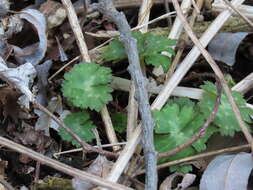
0 0 253 190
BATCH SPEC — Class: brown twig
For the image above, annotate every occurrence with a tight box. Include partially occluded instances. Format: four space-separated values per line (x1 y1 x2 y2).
135 144 250 176
33 102 117 158
158 78 222 159
93 0 157 189
0 137 132 190
171 0 253 146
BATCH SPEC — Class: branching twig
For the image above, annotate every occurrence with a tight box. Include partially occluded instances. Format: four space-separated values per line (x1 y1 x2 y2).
0 137 132 190
158 78 222 159
34 102 118 158
171 0 253 145
93 0 157 189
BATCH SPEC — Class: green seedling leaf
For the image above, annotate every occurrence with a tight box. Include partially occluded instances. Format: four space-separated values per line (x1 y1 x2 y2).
102 32 176 72
111 112 127 133
59 111 96 147
154 98 217 172
62 62 113 111
199 81 253 136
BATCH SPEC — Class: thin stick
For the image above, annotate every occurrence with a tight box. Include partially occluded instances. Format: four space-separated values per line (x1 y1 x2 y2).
34 102 117 158
48 56 80 81
222 0 253 29
127 0 152 140
171 0 253 145
135 144 250 175
0 137 132 190
101 106 120 151
94 1 158 189
166 0 204 79
53 142 126 157
61 0 90 62
158 79 222 159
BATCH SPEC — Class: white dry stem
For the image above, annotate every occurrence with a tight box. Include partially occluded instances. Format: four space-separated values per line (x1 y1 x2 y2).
213 0 253 18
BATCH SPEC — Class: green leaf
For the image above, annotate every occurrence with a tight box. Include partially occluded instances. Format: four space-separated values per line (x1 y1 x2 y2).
101 40 126 61
199 81 253 136
145 54 172 72
154 98 218 172
153 99 197 134
111 112 127 133
170 165 193 173
102 32 176 71
62 63 113 111
59 112 96 147
143 33 176 56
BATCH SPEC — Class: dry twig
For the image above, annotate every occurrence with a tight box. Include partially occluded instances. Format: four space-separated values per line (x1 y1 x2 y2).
136 144 250 175
0 137 132 190
93 0 157 189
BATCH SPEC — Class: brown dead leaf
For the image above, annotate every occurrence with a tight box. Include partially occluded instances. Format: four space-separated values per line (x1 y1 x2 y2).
72 155 114 190
39 0 67 30
15 124 52 152
0 87 21 122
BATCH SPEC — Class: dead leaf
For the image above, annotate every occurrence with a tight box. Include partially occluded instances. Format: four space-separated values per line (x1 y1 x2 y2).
39 0 67 30
0 57 36 105
35 96 62 136
0 87 21 122
15 123 52 152
200 152 253 190
0 14 23 39
34 60 52 116
12 9 47 65
72 155 114 190
208 32 250 66
159 173 196 190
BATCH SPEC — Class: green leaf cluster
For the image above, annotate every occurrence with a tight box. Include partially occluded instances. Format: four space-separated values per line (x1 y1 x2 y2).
102 32 176 71
154 82 253 172
59 112 96 147
62 62 113 111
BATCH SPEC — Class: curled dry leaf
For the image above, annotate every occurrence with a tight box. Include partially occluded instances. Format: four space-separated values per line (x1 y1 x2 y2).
0 57 36 103
208 32 250 66
200 152 253 190
12 9 47 65
0 14 23 39
39 0 67 30
159 172 196 190
72 155 114 190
